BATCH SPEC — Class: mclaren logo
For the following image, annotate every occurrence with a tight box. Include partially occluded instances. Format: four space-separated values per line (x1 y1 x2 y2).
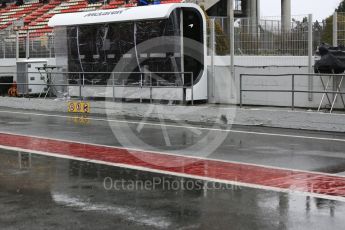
84 9 129 17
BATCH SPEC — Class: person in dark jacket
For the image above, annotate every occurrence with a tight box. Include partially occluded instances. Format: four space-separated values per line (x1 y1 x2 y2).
15 0 23 6
1 0 6 8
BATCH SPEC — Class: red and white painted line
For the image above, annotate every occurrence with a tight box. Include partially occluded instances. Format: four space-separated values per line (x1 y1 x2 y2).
1 132 345 202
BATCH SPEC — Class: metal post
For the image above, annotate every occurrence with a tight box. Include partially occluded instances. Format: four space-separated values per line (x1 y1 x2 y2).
240 74 242 107
191 73 194 105
281 0 292 32
308 14 313 101
249 0 258 35
210 18 216 102
26 31 29 59
292 74 295 110
140 73 143 103
180 10 185 103
229 0 235 100
330 76 344 113
150 73 152 103
79 73 82 100
112 72 115 102
257 0 261 21
333 11 338 47
15 30 19 60
182 72 185 104
49 35 52 58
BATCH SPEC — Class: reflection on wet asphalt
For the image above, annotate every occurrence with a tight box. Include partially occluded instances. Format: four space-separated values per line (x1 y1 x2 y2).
1 150 345 230
1 109 345 174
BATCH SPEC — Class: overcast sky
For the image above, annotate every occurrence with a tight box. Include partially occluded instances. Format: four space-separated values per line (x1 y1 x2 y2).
260 0 343 21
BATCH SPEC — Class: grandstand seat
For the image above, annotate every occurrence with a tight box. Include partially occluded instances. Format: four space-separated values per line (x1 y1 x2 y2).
0 0 183 37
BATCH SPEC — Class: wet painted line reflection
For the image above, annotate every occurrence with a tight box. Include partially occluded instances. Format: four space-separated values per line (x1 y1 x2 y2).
1 132 345 201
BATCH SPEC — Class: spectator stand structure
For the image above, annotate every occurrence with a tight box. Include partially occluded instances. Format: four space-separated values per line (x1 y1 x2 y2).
0 0 183 58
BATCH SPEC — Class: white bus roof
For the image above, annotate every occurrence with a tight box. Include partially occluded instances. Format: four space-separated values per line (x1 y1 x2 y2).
48 3 203 27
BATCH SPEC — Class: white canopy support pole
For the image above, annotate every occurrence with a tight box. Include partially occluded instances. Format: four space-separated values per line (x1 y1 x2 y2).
210 18 216 103
180 9 185 92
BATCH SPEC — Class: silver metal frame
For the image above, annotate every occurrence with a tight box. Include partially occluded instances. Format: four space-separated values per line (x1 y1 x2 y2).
240 73 345 113
0 71 195 105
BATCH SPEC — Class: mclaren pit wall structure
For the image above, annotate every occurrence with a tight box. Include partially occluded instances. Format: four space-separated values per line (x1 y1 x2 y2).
1 55 339 109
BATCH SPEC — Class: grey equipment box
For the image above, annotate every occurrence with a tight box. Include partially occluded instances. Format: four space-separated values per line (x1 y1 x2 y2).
16 60 48 95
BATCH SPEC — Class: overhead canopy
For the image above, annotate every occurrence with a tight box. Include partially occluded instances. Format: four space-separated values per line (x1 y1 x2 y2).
48 3 203 27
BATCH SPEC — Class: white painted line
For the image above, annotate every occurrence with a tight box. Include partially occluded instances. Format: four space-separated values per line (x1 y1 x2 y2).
1 130 345 179
1 143 345 203
0 109 345 143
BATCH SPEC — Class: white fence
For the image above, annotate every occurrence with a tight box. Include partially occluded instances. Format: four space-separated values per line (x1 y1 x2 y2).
0 30 54 59
0 13 326 59
208 14 322 56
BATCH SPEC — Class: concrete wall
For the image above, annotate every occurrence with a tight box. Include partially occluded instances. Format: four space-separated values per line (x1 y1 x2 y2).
208 56 343 109
1 56 341 110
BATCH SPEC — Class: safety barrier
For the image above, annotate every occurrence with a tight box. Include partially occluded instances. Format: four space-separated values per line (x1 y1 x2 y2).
0 71 195 105
240 73 345 113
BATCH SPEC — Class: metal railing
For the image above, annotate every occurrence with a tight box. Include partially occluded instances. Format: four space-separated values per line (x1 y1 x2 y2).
208 14 323 56
0 71 195 105
336 12 345 46
0 14 323 59
240 73 345 113
0 33 54 59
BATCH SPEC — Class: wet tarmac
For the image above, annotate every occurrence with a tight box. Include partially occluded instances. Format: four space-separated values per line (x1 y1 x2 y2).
0 108 345 173
1 108 345 229
1 149 345 230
